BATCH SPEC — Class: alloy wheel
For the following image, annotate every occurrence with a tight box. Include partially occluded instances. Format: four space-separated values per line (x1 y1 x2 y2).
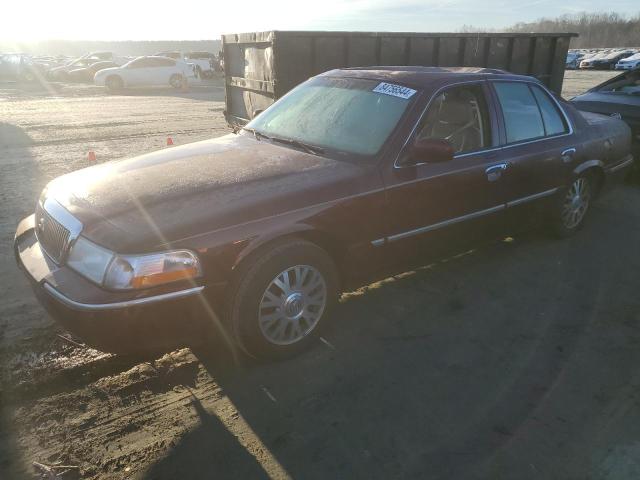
562 177 591 229
258 265 327 345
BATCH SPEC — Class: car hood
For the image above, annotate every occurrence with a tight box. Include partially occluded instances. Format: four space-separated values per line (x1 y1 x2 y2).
44 134 366 252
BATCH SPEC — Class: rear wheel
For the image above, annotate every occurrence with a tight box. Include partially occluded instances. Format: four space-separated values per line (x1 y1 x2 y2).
550 173 593 237
170 74 184 89
227 239 339 360
105 75 123 93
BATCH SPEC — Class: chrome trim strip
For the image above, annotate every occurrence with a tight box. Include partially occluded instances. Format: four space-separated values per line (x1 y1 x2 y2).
372 186 560 246
506 187 559 208
38 197 83 264
42 197 83 243
376 204 505 245
43 283 204 311
608 155 634 173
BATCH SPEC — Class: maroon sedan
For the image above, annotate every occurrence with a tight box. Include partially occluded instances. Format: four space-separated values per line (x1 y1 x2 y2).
15 67 633 359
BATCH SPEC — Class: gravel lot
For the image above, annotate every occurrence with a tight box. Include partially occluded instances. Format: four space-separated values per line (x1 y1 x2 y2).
2 70 639 480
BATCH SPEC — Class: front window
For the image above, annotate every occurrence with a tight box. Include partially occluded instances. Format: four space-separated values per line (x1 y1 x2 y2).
245 77 417 156
415 84 491 154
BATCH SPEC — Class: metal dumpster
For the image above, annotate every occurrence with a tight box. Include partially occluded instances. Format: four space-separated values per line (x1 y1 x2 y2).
222 31 577 127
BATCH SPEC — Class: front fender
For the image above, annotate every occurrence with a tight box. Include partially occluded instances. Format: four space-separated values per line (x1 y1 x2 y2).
231 223 321 270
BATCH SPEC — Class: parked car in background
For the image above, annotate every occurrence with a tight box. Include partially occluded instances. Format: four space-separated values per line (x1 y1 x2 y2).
94 56 196 92
48 52 127 80
571 67 640 176
68 61 119 83
615 53 640 70
0 53 39 82
15 67 633 358
581 50 635 70
184 52 219 77
154 51 216 78
579 51 608 69
566 51 583 69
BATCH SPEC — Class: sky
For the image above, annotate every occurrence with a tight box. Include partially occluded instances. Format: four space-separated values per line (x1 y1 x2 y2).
2 0 638 41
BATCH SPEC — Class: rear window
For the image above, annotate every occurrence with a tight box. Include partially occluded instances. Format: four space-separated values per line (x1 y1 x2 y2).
153 58 176 67
494 82 545 143
530 86 568 136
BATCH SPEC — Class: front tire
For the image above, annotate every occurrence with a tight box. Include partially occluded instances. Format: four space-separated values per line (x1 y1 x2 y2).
550 173 593 238
170 74 184 89
228 239 339 360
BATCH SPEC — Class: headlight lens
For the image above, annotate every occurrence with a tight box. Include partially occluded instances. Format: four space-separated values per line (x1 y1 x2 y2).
66 236 201 290
67 236 114 284
104 250 201 290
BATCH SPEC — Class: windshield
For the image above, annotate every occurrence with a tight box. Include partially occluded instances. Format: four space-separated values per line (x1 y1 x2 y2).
621 53 640 61
599 71 640 95
245 77 416 156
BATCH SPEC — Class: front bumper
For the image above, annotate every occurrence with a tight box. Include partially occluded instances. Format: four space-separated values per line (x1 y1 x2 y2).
14 216 222 354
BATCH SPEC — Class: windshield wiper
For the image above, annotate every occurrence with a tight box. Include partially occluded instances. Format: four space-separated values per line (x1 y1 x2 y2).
242 127 271 142
242 128 325 155
268 136 325 155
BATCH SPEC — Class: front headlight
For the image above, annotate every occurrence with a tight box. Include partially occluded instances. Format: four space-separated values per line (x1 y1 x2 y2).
67 236 114 284
66 236 201 290
104 250 201 290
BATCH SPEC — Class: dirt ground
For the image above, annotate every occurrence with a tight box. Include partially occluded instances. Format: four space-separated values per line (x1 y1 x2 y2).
2 70 639 480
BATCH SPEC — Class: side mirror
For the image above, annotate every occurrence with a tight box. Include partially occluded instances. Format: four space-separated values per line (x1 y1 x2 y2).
402 138 455 165
252 109 264 118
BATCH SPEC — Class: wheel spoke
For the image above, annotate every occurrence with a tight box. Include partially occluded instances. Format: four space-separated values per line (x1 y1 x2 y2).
273 276 290 295
261 290 282 308
294 266 304 289
272 319 289 341
561 177 591 229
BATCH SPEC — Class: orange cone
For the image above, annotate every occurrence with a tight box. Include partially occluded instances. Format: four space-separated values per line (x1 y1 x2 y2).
87 151 96 162
166 137 174 146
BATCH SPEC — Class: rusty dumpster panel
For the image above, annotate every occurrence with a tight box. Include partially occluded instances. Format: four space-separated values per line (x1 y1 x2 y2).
222 31 577 127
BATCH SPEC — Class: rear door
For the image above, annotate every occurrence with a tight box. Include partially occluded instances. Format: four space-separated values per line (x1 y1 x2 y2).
152 58 177 85
379 81 509 268
123 58 153 86
490 80 573 229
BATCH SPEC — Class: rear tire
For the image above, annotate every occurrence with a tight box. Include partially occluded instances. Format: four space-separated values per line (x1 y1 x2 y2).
550 173 593 238
227 239 339 360
105 75 123 93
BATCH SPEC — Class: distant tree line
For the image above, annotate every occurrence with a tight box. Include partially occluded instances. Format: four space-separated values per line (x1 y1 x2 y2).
0 40 221 56
506 12 640 48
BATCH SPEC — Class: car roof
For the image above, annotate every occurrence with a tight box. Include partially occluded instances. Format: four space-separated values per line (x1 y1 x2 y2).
320 66 538 90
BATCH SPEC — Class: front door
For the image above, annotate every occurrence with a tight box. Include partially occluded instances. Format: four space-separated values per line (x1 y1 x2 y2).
378 81 509 270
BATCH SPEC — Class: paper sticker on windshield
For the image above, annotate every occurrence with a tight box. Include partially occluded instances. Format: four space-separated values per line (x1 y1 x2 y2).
372 82 416 99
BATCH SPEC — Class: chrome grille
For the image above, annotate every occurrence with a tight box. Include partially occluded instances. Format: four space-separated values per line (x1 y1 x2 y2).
36 203 71 264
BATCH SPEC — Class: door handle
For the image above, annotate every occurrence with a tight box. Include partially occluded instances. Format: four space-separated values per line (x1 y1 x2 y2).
561 147 576 163
485 163 508 182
